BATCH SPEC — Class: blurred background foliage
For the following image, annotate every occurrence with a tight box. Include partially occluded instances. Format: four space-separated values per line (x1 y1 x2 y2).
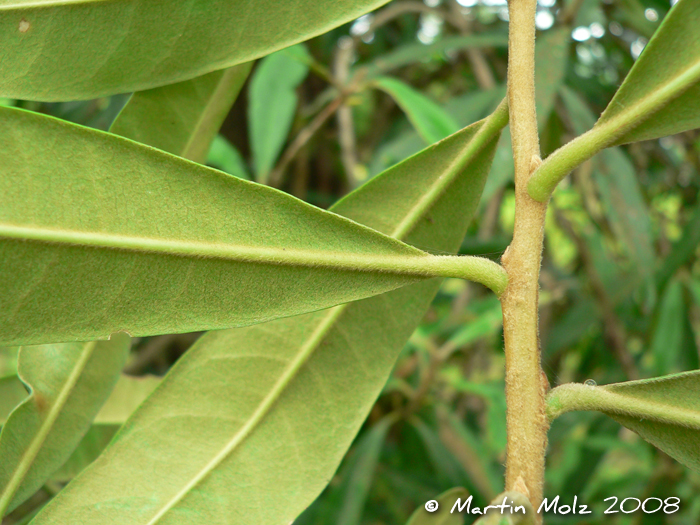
3 0 700 523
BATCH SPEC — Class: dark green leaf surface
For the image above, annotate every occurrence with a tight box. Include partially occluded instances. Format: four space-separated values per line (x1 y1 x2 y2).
0 334 130 516
560 87 654 283
29 104 507 525
337 417 393 525
110 64 252 163
0 0 390 101
547 371 700 473
249 45 310 182
650 280 686 375
0 105 507 346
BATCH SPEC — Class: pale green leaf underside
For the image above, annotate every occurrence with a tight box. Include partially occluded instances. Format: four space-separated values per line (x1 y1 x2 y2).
0 373 161 428
0 105 507 346
406 487 468 525
599 0 700 145
0 334 130 516
547 370 700 473
29 104 507 525
110 63 252 163
0 374 160 484
528 0 700 202
0 0 390 101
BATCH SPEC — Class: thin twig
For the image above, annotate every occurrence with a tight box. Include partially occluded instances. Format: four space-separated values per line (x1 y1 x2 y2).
334 37 360 186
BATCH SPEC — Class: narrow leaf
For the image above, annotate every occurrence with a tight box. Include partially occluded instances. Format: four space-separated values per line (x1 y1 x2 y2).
547 371 700 473
374 76 460 144
529 0 700 201
364 34 508 77
0 333 130 516
29 103 508 525
110 64 252 163
0 0 391 100
406 487 469 525
598 0 700 146
560 86 655 283
206 135 250 180
337 417 393 525
249 45 310 183
534 27 569 128
0 105 505 346
649 280 687 375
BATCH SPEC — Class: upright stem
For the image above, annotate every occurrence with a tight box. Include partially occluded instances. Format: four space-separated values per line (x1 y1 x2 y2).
501 0 549 517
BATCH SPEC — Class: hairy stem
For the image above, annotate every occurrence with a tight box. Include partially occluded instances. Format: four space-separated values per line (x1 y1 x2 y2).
501 0 549 516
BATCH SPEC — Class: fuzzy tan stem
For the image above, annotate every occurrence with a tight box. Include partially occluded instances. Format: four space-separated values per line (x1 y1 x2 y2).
501 0 549 518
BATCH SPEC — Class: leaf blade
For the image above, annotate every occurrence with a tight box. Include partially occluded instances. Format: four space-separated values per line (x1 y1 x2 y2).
374 76 460 144
249 45 310 182
0 0 390 100
0 105 506 346
547 372 700 473
28 103 508 525
0 334 130 516
110 64 252 163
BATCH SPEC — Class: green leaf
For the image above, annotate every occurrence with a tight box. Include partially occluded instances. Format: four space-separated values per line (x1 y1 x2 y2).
0 376 27 424
0 334 130 516
560 86 655 284
29 103 508 525
534 27 569 128
529 0 700 201
598 0 700 146
406 487 469 525
656 200 700 290
374 77 460 144
110 64 252 163
0 0 391 101
546 371 700 473
481 27 568 200
649 280 687 375
52 374 161 481
337 417 393 525
0 105 506 346
249 45 310 183
206 135 250 180
364 34 508 77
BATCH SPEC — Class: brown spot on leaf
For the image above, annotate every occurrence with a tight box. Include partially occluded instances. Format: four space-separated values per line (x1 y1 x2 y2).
34 392 49 413
19 18 30 33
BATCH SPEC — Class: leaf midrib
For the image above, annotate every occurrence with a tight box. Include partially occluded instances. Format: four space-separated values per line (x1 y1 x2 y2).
0 223 462 277
0 342 97 516
548 383 700 429
528 49 700 201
